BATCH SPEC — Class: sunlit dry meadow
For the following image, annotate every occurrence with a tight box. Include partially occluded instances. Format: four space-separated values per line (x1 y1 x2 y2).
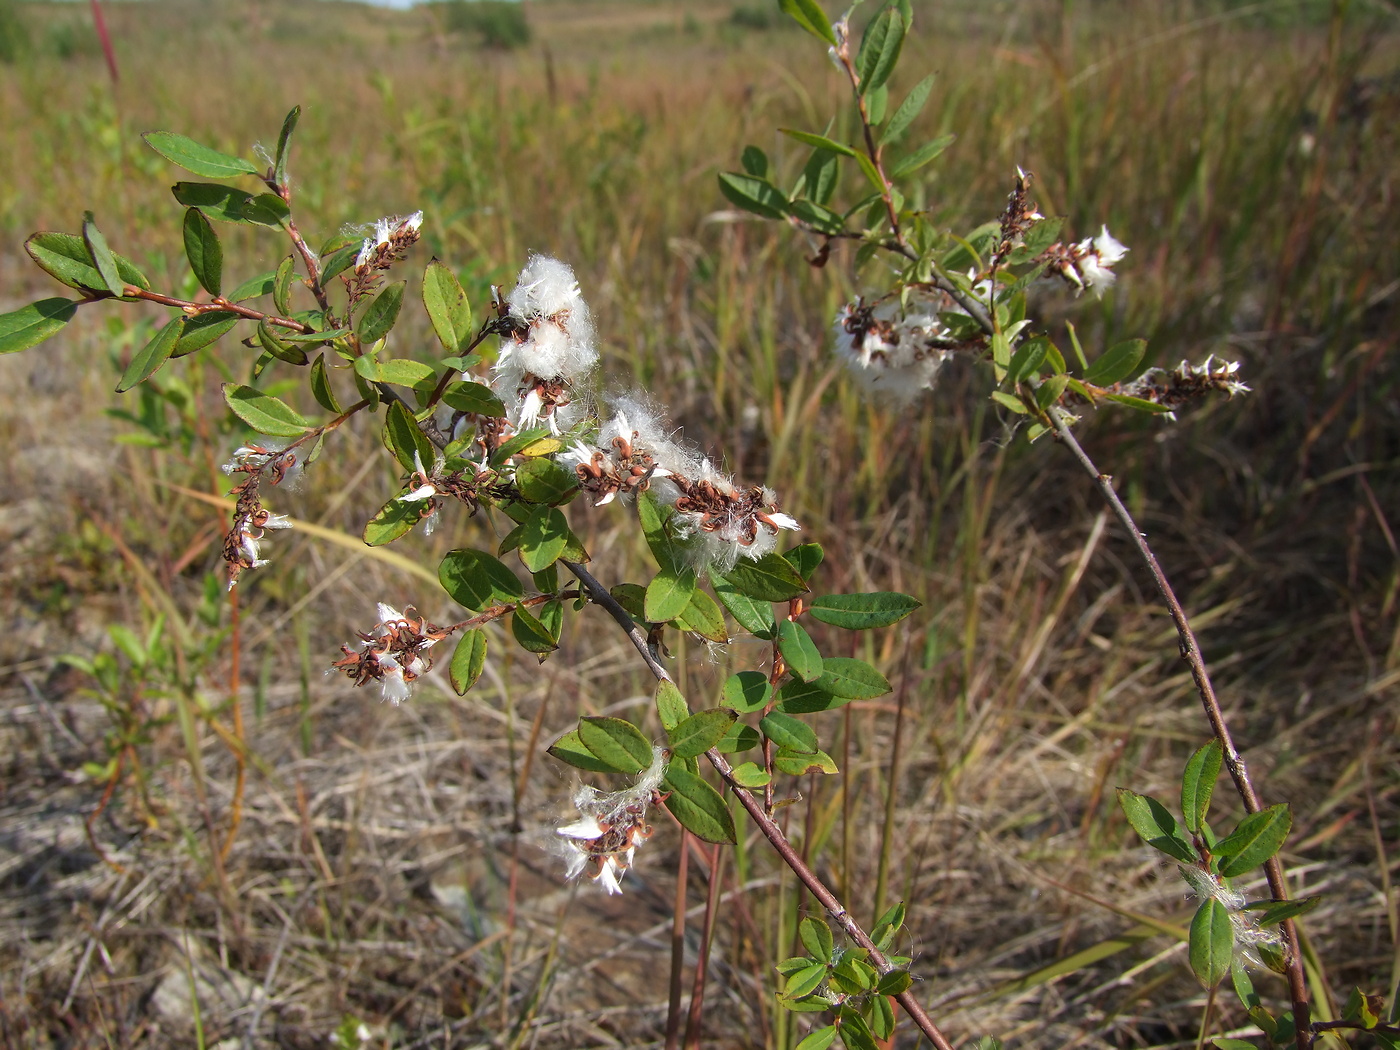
1 0 1398 1046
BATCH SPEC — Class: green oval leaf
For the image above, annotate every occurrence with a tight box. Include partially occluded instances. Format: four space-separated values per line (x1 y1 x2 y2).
357 280 405 344
780 128 857 159
777 0 836 44
520 506 568 573
439 548 524 611
1181 739 1224 835
25 231 150 298
662 764 736 843
815 657 890 700
171 182 257 224
517 456 579 504
228 271 276 302
775 678 841 714
0 298 77 354
1085 339 1147 386
442 380 506 417
547 729 619 773
881 73 934 146
668 707 737 759
383 398 434 472
578 717 652 774
181 208 223 296
117 317 184 392
646 566 698 623
143 131 260 178
778 619 823 682
774 747 837 775
655 680 690 732
717 722 761 754
423 258 473 354
711 572 777 638
172 311 238 358
511 605 558 655
273 105 299 186
760 711 818 754
449 630 487 694
673 588 729 643
1117 789 1196 864
310 354 343 413
1189 898 1234 988
855 8 904 96
812 593 918 632
717 172 790 220
721 552 808 602
1214 804 1291 878
363 497 420 546
800 917 835 963
889 133 957 180
222 383 313 437
82 212 125 297
722 670 771 713
1241 896 1321 926
729 761 771 789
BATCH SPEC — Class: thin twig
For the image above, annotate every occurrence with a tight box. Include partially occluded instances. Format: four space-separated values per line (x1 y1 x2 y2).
1046 406 1312 1050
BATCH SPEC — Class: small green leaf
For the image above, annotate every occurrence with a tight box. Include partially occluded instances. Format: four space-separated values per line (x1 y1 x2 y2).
1181 739 1224 835
815 657 891 699
722 552 808 602
800 917 835 963
1212 1039 1258 1050
578 717 652 774
782 541 823 581
741 145 769 177
520 506 568 572
655 680 690 732
876 969 912 995
82 212 125 297
646 566 698 623
717 722 761 754
1085 339 1147 386
870 992 896 1039
363 497 420 546
1240 896 1321 926
780 128 857 158
273 105 300 186
881 73 934 146
310 354 343 413
722 670 772 713
807 591 920 630
449 630 487 694
384 399 435 473
223 383 313 437
517 456 579 504
1102 391 1177 414
548 729 619 773
228 271 276 302
795 1025 838 1050
1117 790 1197 863
637 491 685 573
774 748 837 775
0 298 77 354
663 764 736 843
712 572 777 638
777 0 837 45
171 311 238 358
729 762 771 789
439 548 523 611
889 133 956 180
1189 898 1234 988
717 172 790 220
778 620 823 682
273 254 295 315
781 961 828 1001
511 605 558 655
143 131 260 178
423 259 473 354
117 317 184 392
357 280 405 344
1006 337 1049 387
668 708 737 758
855 8 904 96
672 588 729 643
1214 804 1291 878
322 241 361 281
760 711 818 753
181 208 223 296
25 232 149 298
775 678 842 714
441 380 506 416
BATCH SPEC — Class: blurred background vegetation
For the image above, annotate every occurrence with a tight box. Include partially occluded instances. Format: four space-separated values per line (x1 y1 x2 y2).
0 0 1397 1047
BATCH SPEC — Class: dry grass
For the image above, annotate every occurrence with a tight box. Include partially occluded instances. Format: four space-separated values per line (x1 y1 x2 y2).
2 0 1399 1047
